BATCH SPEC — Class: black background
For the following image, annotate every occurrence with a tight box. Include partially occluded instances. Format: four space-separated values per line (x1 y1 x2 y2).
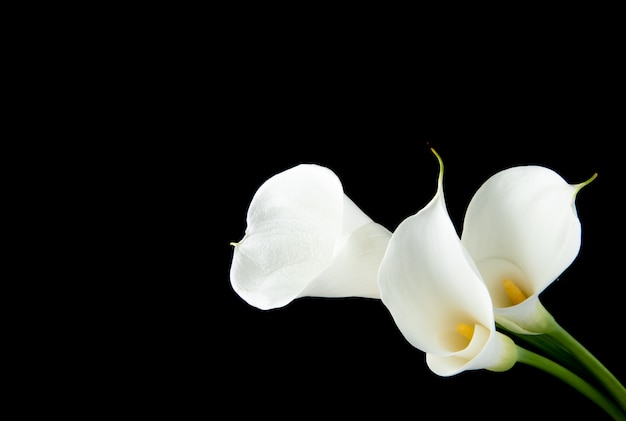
25 8 625 420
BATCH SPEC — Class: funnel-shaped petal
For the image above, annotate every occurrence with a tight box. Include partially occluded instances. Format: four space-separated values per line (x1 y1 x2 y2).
378 151 517 376
461 165 594 332
230 164 392 310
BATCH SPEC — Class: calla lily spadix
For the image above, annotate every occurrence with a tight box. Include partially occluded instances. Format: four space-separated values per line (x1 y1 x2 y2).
461 164 597 334
230 163 392 310
377 150 518 376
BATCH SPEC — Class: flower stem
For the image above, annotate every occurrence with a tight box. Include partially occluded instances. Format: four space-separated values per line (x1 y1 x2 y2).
496 323 584 376
547 322 626 412
516 346 626 420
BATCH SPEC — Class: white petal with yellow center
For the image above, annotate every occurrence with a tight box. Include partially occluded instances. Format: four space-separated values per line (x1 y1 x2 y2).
378 150 517 375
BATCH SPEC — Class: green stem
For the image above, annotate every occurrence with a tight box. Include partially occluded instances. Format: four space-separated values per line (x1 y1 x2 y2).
547 321 626 412
516 346 626 420
496 323 585 376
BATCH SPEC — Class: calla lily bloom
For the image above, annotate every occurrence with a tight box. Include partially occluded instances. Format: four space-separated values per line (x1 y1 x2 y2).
230 164 392 310
461 165 596 334
377 151 518 376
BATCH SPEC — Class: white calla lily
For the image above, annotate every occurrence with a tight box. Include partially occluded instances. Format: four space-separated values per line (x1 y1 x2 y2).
377 151 517 376
230 164 392 310
461 165 597 334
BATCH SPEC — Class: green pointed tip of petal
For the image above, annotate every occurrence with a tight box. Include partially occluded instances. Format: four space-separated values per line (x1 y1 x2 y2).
230 241 239 247
430 148 444 187
574 172 598 194
574 173 598 196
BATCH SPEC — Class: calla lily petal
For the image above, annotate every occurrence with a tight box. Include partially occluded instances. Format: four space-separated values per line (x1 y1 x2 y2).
378 151 517 376
494 294 556 335
301 210 392 299
427 326 517 375
230 164 392 310
462 166 584 301
461 166 594 332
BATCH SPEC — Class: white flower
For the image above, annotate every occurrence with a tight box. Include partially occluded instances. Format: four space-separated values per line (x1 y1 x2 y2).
377 150 518 376
461 164 596 334
230 164 392 310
